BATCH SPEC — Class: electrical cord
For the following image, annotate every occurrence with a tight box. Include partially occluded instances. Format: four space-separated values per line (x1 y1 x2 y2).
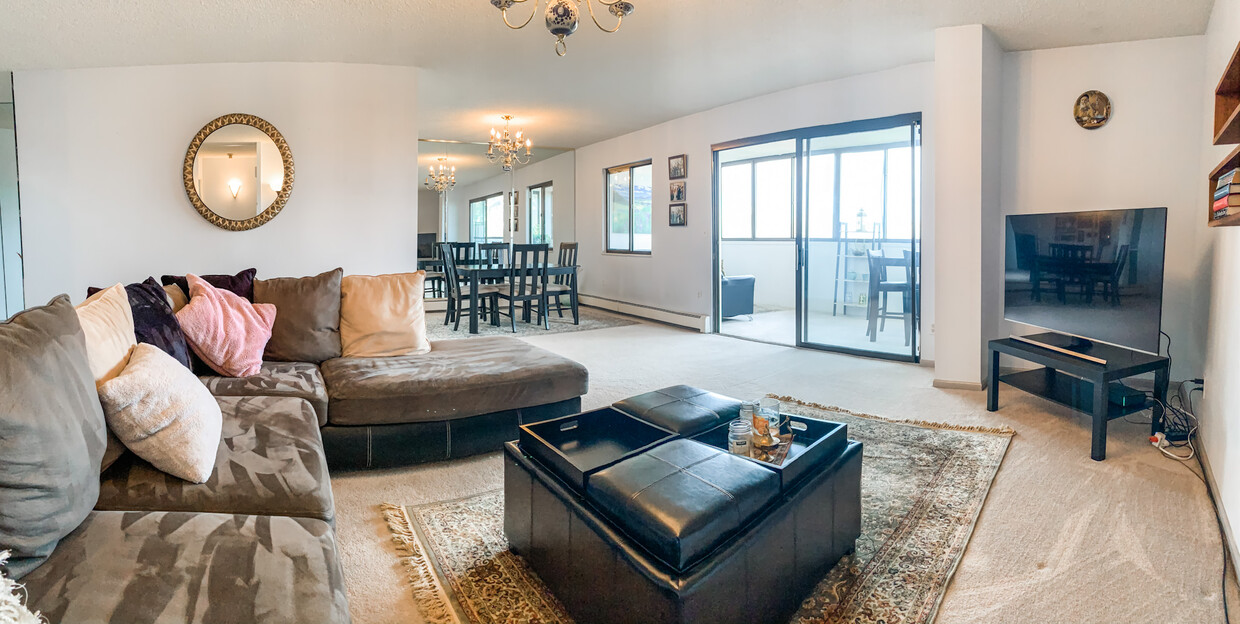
1153 331 1229 622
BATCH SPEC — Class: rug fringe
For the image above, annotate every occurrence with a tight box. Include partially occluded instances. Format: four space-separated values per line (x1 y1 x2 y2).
380 503 459 624
769 395 1017 437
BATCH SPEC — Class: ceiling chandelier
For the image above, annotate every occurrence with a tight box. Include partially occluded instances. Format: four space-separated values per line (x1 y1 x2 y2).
491 0 635 57
487 116 533 172
424 157 456 193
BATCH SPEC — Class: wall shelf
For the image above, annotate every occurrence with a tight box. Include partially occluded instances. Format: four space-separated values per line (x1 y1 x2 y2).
1209 143 1240 228
1215 41 1240 145
1210 40 1240 226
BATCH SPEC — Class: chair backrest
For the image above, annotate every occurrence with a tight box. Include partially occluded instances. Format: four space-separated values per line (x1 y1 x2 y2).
866 249 887 282
510 244 550 296
1049 243 1092 261
556 242 579 285
478 242 511 268
448 242 476 265
438 243 463 297
1112 244 1130 280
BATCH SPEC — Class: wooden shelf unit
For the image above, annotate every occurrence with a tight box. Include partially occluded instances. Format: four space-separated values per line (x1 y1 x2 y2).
1211 40 1240 226
1215 41 1240 145
1209 144 1240 227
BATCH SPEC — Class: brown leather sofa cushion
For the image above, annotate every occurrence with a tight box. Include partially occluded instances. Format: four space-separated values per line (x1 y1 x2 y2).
321 336 588 426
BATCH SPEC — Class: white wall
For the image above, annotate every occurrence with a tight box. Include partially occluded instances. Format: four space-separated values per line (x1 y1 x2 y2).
444 150 576 246
1000 36 1208 380
1201 0 1240 577
573 63 937 358
719 241 796 309
15 62 419 304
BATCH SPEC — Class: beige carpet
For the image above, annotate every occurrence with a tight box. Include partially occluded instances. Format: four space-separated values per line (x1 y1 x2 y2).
332 316 1230 624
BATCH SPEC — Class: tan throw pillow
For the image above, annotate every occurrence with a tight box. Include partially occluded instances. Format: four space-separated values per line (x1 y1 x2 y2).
75 284 138 471
163 284 189 312
74 284 137 386
340 272 431 358
97 343 223 483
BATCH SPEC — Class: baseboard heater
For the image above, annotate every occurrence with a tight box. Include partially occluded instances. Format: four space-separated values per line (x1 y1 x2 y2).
579 295 711 332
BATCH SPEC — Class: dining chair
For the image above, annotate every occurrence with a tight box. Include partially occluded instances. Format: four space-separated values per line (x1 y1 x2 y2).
545 242 580 324
423 242 446 298
1096 244 1130 306
865 249 913 345
478 242 511 284
438 243 498 331
495 244 551 332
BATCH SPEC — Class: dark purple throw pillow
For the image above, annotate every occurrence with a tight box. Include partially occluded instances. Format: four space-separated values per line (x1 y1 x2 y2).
86 278 193 369
161 268 257 302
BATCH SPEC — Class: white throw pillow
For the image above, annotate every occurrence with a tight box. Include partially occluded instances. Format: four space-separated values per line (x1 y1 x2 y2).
97 343 222 483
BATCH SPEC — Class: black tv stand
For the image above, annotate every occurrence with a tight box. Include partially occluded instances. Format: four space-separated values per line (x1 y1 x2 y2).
1011 332 1105 364
988 334 1169 461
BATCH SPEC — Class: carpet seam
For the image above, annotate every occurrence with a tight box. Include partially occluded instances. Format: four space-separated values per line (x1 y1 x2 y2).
769 394 1018 437
379 503 458 624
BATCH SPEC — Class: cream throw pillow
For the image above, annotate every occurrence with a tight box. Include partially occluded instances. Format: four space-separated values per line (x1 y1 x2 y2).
97 343 223 483
75 283 137 471
340 272 431 358
75 283 136 385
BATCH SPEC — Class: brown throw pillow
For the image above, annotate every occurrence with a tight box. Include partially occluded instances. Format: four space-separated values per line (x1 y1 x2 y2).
161 268 256 301
340 272 431 358
254 268 343 363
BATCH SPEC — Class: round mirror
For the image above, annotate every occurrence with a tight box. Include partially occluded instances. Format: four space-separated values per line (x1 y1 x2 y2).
183 114 294 231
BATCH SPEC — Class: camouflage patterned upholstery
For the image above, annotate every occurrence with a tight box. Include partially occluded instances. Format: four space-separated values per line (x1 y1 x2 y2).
97 396 335 522
321 337 589 426
200 361 329 425
21 510 350 624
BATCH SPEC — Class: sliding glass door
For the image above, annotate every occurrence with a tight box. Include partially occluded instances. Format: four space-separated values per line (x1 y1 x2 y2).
713 114 921 362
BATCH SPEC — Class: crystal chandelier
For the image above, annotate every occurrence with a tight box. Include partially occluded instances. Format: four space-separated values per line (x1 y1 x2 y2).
423 157 456 194
491 0 635 57
487 116 533 172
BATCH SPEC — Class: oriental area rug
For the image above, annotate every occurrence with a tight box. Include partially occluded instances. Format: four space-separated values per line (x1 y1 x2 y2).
381 397 1014 624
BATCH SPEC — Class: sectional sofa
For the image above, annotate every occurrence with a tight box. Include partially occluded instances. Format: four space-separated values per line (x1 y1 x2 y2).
1 269 589 621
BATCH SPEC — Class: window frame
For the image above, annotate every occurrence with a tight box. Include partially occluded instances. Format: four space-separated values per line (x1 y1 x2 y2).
718 153 797 242
717 141 916 244
528 180 553 245
469 191 505 244
604 159 654 255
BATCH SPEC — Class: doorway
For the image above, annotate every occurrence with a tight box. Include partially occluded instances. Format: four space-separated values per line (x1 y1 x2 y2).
713 114 921 362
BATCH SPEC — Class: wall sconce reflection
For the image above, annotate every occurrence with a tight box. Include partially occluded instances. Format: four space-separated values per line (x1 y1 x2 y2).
269 175 283 193
228 178 242 199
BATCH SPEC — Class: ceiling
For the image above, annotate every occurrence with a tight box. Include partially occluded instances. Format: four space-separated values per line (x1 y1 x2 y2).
0 1 1214 148
419 140 570 188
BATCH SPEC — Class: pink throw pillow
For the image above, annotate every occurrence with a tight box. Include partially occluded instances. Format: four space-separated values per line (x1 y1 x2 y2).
176 274 276 377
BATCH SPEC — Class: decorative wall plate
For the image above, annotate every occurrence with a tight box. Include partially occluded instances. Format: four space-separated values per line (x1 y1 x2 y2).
1074 91 1111 130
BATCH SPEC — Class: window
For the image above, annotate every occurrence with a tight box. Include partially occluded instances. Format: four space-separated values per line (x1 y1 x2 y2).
719 156 795 240
528 182 553 245
606 161 652 253
469 193 505 243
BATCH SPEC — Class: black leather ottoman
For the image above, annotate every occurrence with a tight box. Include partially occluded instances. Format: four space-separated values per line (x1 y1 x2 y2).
505 386 863 624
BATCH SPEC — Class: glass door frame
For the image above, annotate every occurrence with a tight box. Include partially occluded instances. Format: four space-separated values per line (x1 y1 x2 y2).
528 180 553 245
710 112 922 363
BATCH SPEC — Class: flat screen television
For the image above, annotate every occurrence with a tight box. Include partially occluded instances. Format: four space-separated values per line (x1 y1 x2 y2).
1004 207 1167 355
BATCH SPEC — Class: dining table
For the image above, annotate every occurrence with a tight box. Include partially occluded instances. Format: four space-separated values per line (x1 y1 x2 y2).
417 258 578 334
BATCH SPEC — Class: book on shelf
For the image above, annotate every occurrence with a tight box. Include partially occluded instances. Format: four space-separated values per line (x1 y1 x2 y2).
1216 184 1240 200
1215 195 1240 211
1219 168 1240 189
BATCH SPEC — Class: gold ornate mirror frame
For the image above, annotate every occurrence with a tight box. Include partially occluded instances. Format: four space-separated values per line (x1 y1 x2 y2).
183 113 295 231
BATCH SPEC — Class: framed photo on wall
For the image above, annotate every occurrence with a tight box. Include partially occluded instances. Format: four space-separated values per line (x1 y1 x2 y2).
668 154 687 180
670 181 686 202
670 203 687 226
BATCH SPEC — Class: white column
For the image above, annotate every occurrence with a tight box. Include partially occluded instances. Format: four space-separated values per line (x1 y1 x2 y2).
932 24 1004 389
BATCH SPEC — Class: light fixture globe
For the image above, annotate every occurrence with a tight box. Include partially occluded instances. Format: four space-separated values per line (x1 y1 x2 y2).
546 0 579 37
